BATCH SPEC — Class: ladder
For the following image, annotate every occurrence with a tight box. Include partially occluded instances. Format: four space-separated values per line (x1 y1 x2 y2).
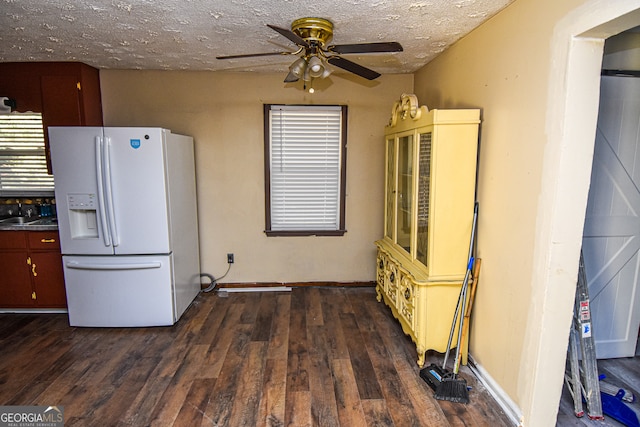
564 251 604 420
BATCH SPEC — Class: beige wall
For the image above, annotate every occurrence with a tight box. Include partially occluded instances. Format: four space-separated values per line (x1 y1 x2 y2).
414 0 640 425
99 71 412 284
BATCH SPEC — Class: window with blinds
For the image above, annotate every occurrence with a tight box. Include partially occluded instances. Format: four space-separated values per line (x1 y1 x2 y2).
264 104 347 236
0 113 54 195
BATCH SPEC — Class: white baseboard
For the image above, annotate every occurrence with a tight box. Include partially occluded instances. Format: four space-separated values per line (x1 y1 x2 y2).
468 354 523 426
218 287 292 293
0 308 67 314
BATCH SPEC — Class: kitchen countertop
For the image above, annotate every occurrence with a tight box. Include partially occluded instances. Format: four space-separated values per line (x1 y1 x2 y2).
0 217 58 231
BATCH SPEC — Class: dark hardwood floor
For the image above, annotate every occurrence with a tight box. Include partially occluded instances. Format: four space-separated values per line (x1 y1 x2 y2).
0 287 513 426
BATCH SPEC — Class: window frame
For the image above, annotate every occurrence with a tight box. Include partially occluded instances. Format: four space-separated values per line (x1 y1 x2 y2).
264 104 348 237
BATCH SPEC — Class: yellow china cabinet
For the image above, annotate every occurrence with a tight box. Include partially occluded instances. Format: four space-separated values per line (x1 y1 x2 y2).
375 94 480 367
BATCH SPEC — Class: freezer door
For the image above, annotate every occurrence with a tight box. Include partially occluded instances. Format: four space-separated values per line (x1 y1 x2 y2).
62 255 176 327
49 127 114 255
103 128 171 255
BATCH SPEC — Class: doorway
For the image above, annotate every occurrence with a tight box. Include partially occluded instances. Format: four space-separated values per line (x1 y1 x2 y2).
556 23 640 426
582 28 640 359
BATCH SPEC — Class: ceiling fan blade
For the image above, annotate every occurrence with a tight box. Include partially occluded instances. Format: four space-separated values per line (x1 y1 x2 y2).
267 24 310 48
327 56 381 80
216 51 293 60
328 42 403 54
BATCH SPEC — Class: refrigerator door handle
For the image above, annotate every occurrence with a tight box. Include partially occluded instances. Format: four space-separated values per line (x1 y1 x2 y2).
103 136 120 247
65 260 163 270
95 137 112 247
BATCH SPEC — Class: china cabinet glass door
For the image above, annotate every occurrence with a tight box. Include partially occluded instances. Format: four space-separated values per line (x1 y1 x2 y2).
416 131 432 266
385 137 395 240
396 135 413 253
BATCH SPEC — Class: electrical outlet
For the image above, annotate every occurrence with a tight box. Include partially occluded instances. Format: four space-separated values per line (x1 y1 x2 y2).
227 253 234 264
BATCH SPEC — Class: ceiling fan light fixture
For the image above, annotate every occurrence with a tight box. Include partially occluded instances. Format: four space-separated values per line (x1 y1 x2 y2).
308 56 322 72
318 62 332 79
289 57 307 78
307 55 331 79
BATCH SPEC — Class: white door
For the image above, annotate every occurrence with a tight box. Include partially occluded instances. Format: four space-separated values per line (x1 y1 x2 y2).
582 75 640 359
49 127 114 256
104 128 171 255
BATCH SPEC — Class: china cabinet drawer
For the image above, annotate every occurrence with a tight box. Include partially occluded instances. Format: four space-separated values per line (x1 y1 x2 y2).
398 274 416 330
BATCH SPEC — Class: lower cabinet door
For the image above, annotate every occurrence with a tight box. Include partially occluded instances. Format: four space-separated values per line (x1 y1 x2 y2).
0 251 33 307
32 251 67 307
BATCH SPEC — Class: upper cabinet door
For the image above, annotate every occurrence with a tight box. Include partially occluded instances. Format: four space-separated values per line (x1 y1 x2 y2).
41 75 82 126
41 75 83 173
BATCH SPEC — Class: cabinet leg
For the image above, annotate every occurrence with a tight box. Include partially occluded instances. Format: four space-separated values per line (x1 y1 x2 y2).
375 287 382 302
417 348 426 368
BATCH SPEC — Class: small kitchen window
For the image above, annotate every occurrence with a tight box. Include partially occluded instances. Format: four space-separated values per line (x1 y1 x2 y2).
0 112 54 196
264 104 347 236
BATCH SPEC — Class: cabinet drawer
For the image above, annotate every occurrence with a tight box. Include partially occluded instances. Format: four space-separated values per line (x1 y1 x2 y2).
0 231 28 249
398 275 416 330
27 231 60 250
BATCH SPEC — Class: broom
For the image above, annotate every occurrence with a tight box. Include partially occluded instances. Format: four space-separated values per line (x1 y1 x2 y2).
420 256 471 392
433 203 478 404
434 257 472 403
420 260 469 391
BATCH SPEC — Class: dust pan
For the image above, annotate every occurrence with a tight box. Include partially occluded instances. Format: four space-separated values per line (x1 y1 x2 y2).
420 363 447 392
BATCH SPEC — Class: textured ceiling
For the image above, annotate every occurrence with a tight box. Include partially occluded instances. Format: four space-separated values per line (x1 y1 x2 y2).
0 0 515 75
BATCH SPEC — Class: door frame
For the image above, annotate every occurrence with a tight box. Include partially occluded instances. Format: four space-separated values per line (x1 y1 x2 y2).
527 3 640 425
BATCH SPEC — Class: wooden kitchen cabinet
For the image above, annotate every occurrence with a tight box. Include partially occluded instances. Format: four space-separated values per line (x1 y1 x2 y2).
0 62 103 171
0 231 67 308
376 94 479 367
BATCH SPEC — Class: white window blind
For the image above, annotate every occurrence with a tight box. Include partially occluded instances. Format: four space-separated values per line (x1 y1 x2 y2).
268 105 345 233
0 113 54 195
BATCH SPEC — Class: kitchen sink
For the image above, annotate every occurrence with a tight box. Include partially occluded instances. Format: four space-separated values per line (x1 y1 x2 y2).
0 216 40 224
0 216 39 224
28 218 58 226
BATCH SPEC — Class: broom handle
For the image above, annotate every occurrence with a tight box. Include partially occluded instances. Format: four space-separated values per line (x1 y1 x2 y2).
453 260 473 374
442 275 465 369
453 203 478 374
442 203 478 370
466 203 478 268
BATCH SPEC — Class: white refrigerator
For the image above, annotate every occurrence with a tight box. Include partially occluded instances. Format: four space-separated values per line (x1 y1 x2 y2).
49 127 201 327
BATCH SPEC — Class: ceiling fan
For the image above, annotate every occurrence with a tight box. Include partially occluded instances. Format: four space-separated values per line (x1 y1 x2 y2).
216 17 403 85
